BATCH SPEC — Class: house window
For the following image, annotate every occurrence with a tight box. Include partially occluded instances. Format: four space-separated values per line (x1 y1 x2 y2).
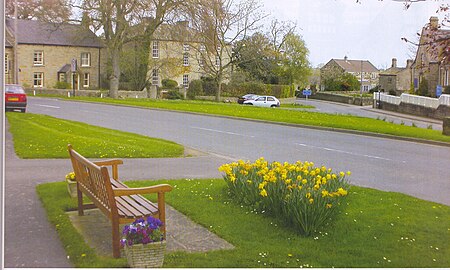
199 44 206 52
215 56 220 67
444 69 449 86
5 53 9 73
59 73 66 82
33 72 44 87
152 41 159 58
152 69 159 86
363 85 369 92
199 57 205 67
183 44 190 52
81 52 91 67
183 53 189 66
33 51 44 66
83 73 90 87
183 74 189 88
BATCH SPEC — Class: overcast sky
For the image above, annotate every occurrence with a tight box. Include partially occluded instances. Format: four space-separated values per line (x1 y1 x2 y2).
260 0 446 69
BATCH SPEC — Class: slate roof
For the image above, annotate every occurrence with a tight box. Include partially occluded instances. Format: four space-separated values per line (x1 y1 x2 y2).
331 58 379 73
5 18 103 48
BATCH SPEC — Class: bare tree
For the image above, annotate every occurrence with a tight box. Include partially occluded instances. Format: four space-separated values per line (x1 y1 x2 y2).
71 0 187 98
188 0 267 101
6 0 71 22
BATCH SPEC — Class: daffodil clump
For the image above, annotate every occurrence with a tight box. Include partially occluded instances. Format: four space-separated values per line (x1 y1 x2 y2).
219 158 350 235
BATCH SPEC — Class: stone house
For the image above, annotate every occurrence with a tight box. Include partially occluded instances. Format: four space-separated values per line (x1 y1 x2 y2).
411 16 450 97
5 18 106 90
379 58 413 95
320 56 379 92
148 21 231 89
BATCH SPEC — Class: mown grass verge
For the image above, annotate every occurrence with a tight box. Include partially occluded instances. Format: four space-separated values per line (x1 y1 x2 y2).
6 112 184 158
59 97 450 143
37 178 450 268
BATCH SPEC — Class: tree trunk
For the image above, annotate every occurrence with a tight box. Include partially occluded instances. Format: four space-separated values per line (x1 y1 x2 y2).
215 74 222 102
109 47 120 99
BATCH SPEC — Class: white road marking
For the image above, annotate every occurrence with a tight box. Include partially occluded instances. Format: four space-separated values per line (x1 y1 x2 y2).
191 126 255 138
295 142 405 163
36 104 60 109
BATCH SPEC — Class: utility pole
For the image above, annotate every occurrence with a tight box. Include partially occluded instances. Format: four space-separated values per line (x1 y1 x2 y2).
13 0 19 84
360 60 363 106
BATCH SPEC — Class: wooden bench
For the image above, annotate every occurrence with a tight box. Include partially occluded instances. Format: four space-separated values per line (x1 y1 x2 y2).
67 144 173 258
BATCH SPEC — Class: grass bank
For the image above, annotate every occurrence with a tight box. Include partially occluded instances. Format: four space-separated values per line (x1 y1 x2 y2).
37 178 450 268
59 96 450 143
6 112 184 159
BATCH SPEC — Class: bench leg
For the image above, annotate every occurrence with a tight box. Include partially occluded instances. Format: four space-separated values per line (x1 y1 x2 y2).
77 185 84 216
157 192 167 238
112 217 121 258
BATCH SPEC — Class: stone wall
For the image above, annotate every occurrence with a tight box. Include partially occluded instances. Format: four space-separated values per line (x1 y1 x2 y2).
25 88 148 99
378 101 450 120
311 92 373 106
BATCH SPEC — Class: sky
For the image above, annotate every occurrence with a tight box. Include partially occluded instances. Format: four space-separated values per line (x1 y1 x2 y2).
260 0 446 69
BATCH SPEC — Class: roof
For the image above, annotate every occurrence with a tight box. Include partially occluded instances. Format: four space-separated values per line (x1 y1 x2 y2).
331 58 379 73
380 67 404 75
5 18 103 48
153 21 200 43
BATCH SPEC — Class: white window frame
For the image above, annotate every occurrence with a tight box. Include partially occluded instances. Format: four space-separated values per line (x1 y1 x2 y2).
152 69 159 86
5 53 9 74
59 73 66 82
33 51 44 66
199 57 205 67
183 53 189 66
83 73 90 87
215 55 220 67
183 44 190 52
199 44 206 52
33 72 44 87
81 52 91 67
152 41 159 58
183 74 189 88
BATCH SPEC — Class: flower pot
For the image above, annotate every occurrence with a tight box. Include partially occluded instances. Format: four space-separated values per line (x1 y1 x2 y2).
124 241 166 268
66 179 77 198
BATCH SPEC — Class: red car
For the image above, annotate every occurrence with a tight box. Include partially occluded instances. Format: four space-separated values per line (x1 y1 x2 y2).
5 84 27 112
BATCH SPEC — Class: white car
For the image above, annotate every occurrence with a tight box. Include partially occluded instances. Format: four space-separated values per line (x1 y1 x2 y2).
243 95 280 107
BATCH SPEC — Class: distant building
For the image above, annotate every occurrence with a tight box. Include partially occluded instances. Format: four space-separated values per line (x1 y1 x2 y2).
148 21 231 89
320 56 379 91
5 18 106 89
379 58 413 95
411 16 450 97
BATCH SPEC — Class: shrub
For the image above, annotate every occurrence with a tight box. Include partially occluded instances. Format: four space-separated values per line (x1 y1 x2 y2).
418 78 429 96
219 158 350 235
162 79 178 89
54 81 71 89
166 89 183 100
187 80 203 99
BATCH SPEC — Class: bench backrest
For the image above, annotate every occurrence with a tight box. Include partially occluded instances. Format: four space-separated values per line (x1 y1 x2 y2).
68 144 116 216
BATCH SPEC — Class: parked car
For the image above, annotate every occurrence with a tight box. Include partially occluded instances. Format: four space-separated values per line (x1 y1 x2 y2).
5 84 27 112
237 94 259 104
243 95 280 107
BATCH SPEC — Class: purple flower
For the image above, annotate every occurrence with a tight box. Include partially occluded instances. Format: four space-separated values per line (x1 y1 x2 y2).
121 216 164 246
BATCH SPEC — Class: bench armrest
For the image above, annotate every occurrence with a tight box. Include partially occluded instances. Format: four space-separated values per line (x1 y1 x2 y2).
113 184 173 197
94 159 123 180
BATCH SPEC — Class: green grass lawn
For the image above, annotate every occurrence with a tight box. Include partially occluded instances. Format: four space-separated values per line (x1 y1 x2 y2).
6 112 184 158
56 96 450 143
37 178 450 268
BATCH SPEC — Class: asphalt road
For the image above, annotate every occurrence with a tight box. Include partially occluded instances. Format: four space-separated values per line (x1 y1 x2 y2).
25 97 450 206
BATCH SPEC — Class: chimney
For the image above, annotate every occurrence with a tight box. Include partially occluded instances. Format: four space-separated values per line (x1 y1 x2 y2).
430 16 439 29
344 55 348 62
406 59 413 68
391 58 397 68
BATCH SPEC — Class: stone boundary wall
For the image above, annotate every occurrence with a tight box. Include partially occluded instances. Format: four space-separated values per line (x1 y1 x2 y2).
378 101 450 120
25 88 148 99
310 92 373 106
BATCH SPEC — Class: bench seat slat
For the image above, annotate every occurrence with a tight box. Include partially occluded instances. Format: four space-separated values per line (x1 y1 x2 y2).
110 179 159 218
